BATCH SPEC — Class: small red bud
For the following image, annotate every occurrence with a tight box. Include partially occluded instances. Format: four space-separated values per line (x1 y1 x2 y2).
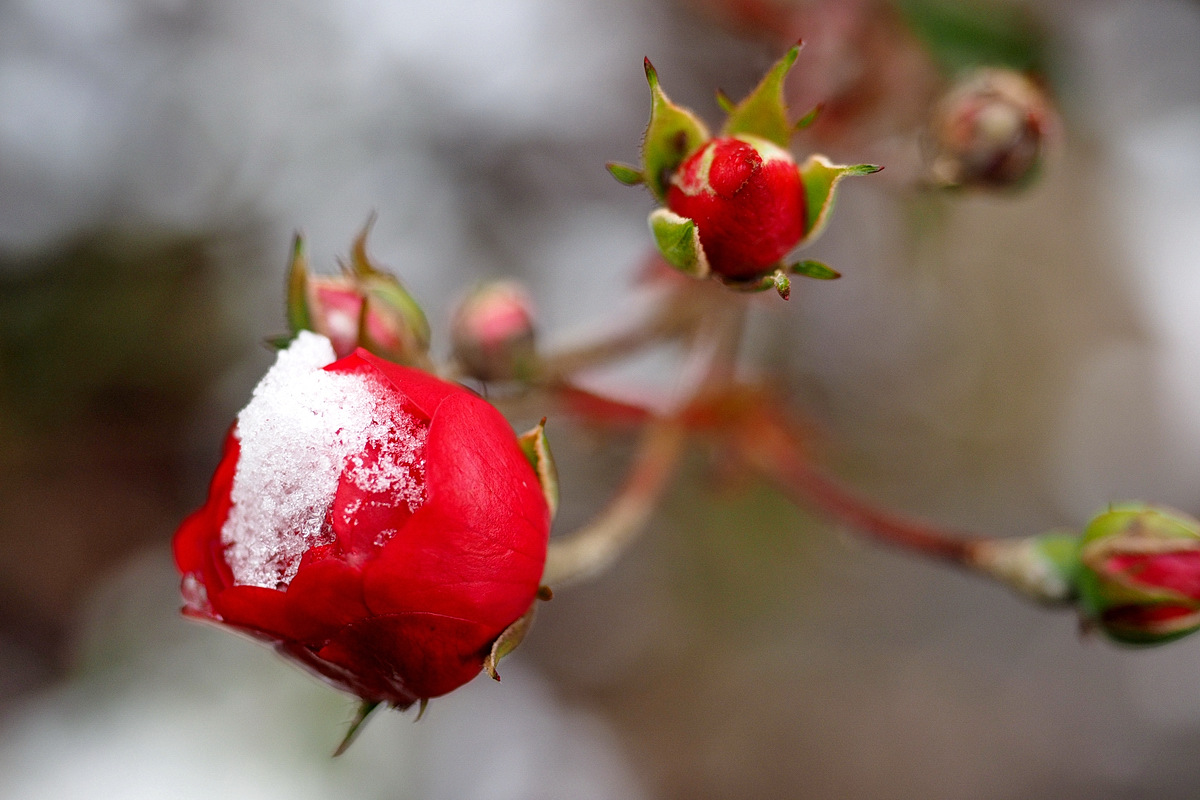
665 135 806 280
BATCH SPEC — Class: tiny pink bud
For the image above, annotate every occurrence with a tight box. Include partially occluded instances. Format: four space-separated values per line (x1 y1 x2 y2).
451 280 538 382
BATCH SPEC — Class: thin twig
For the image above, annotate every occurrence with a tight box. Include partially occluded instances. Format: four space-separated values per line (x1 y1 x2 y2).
542 420 687 587
738 414 977 565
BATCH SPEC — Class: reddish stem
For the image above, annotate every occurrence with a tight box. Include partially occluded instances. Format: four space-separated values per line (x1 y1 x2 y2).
740 417 977 565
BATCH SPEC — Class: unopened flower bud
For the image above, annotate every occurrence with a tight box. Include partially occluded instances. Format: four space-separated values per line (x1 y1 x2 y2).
1076 504 1200 645
287 228 431 367
928 68 1051 189
451 280 538 382
174 332 555 710
609 44 878 295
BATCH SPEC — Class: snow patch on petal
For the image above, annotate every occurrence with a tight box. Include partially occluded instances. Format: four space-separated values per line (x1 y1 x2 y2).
221 331 428 589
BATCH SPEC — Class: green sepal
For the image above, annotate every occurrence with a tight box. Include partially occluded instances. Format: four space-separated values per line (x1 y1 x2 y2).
518 418 559 521
349 220 432 361
800 157 883 241
722 42 801 148
969 531 1080 605
641 58 710 201
483 603 537 681
286 233 312 335
606 162 644 186
333 700 382 757
715 89 735 114
648 208 710 279
789 259 841 280
794 102 823 131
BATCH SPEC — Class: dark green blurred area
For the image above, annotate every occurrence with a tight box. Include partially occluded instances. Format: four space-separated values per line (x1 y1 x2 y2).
0 231 237 430
0 230 252 682
894 0 1047 76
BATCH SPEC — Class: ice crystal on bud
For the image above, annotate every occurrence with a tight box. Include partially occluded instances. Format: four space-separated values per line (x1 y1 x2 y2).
221 331 428 589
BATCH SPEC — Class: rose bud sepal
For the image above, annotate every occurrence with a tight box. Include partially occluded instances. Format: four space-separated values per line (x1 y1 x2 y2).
720 41 802 148
1075 504 1200 645
612 58 711 202
648 208 711 279
518 418 559 521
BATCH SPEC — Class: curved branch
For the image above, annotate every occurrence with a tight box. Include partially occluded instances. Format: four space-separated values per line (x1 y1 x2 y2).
541 421 687 587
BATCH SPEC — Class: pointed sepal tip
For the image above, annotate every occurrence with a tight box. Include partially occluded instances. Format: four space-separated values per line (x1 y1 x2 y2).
333 700 382 757
519 418 560 521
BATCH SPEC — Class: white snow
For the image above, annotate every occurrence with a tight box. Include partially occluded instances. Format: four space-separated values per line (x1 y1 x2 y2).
220 332 427 589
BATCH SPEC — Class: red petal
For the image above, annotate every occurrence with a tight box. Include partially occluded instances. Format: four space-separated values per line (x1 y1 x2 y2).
667 136 805 279
285 558 370 644
314 612 494 702
330 439 420 558
211 585 293 640
362 392 547 628
173 430 240 596
324 349 463 421
708 139 761 198
1108 550 1200 599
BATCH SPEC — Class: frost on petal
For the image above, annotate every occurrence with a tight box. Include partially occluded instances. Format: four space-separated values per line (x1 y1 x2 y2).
220 332 429 590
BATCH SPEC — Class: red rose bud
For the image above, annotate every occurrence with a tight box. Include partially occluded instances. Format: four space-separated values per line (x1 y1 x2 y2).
451 280 538 382
173 331 552 707
666 135 806 280
286 230 431 367
611 44 879 296
1076 504 1200 645
927 68 1052 189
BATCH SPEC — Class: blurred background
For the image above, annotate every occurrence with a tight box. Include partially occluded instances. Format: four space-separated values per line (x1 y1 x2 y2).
2 0 1200 797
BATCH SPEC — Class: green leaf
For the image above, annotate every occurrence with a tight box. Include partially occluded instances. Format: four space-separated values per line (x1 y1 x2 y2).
483 604 537 681
518 418 559 521
648 209 710 279
800 156 882 241
641 58 710 201
789 259 841 280
722 42 801 148
606 162 644 186
286 233 312 335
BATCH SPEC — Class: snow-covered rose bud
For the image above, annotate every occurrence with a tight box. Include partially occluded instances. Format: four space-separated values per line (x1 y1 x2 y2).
666 135 806 280
928 68 1051 189
1076 504 1200 645
451 280 538 382
173 332 552 707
